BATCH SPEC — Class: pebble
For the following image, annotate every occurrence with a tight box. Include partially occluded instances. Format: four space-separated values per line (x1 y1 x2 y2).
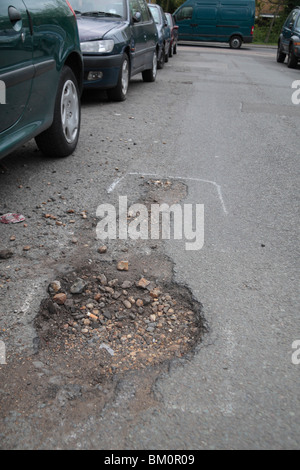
98 245 107 254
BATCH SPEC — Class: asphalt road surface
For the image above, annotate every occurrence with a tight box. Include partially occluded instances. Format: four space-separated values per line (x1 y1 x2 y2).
0 44 299 450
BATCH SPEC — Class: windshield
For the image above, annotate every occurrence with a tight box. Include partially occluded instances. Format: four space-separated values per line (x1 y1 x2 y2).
70 0 126 18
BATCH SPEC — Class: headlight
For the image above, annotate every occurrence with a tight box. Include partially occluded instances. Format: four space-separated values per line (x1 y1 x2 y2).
80 40 114 53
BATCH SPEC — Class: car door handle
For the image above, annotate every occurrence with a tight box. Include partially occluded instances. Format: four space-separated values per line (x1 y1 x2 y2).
8 6 22 24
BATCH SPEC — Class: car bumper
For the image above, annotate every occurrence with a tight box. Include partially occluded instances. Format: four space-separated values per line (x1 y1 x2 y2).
83 53 123 89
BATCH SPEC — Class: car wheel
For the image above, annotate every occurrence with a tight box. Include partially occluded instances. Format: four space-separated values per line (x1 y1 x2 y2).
173 43 177 55
158 47 165 69
169 43 173 58
142 50 157 83
165 45 169 63
107 54 130 101
276 42 286 63
287 45 298 68
35 66 80 158
229 35 242 49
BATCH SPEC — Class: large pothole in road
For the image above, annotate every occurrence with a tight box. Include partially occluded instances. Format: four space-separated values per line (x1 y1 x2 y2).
34 261 204 385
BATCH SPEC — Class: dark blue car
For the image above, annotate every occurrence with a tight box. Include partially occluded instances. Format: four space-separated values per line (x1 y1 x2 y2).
277 6 300 68
148 3 171 69
70 0 159 101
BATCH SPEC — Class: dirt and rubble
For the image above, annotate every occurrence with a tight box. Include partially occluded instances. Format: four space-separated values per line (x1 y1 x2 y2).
0 176 206 448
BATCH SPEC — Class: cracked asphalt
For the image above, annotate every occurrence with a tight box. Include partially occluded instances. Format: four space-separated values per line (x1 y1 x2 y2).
0 44 299 450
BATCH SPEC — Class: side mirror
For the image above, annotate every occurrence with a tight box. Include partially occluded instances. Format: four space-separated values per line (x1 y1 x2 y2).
133 11 142 23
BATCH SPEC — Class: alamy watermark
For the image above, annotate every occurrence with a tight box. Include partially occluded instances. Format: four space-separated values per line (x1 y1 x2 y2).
0 340 6 364
0 80 6 105
291 80 300 104
292 340 300 365
96 196 204 250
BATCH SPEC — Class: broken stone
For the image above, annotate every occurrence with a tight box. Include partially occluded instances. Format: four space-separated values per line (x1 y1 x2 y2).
70 278 86 294
53 293 67 305
150 287 162 298
98 274 107 285
136 277 150 289
121 280 132 289
98 245 107 254
48 280 61 294
136 299 144 307
117 260 128 271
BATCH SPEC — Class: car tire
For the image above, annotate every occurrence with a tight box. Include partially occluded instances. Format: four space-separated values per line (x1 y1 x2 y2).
229 35 242 49
142 50 157 83
158 47 165 69
107 54 130 101
173 43 177 55
165 45 169 63
35 66 80 158
287 45 298 68
276 42 286 63
169 43 173 58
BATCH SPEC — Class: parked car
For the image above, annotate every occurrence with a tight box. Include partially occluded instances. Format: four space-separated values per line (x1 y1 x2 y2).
277 6 300 68
148 3 171 69
69 0 158 101
165 12 178 57
0 0 83 160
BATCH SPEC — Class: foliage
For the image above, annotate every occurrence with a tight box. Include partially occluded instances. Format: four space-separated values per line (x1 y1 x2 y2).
156 0 186 14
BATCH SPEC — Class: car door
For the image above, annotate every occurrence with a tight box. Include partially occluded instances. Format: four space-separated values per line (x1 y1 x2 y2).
0 0 33 133
282 9 298 53
129 0 146 72
138 0 156 63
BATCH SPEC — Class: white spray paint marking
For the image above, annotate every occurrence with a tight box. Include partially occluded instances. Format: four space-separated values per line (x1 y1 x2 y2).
107 172 228 215
107 175 125 193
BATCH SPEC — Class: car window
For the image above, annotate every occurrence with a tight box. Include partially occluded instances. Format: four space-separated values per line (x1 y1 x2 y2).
175 6 193 21
294 13 300 30
129 0 142 18
137 0 151 21
149 6 160 24
285 9 298 28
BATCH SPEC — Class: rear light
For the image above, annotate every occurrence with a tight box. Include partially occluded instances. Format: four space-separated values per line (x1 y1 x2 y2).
251 26 254 35
66 0 76 17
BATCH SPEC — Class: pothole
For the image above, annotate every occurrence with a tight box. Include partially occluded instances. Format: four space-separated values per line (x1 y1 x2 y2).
34 261 204 384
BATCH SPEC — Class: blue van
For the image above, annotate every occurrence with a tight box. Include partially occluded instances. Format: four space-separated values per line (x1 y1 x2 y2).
173 0 255 48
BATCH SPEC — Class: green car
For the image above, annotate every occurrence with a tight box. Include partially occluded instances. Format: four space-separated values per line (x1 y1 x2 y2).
0 0 83 160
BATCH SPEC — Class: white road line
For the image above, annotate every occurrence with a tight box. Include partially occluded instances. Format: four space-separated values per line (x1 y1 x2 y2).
107 171 228 215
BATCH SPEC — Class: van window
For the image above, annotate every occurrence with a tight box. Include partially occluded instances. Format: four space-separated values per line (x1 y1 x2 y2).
176 6 193 21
